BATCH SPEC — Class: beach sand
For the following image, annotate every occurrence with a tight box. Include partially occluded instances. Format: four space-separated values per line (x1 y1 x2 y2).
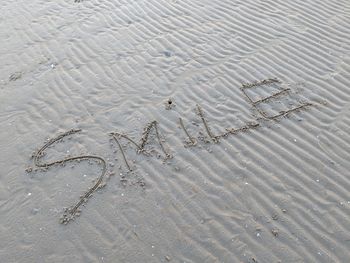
1 0 350 262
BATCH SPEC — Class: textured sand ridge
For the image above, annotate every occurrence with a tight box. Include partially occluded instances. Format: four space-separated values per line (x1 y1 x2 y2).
0 0 350 262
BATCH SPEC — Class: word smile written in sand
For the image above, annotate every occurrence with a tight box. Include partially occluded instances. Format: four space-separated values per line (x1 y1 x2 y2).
27 78 312 224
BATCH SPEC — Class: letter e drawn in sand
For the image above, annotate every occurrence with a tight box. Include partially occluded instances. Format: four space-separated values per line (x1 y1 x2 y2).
30 129 107 225
241 78 312 120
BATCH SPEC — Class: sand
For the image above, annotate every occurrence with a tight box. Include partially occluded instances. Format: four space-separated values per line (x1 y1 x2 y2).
1 0 350 262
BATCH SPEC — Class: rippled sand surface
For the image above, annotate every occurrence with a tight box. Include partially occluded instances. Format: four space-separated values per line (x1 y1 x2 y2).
1 0 350 262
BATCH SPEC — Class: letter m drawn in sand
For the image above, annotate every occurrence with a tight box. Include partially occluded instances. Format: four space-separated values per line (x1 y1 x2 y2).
110 121 172 171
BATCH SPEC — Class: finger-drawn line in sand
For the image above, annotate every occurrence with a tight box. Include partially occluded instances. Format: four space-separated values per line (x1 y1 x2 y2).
220 122 261 137
179 117 197 147
196 104 220 143
111 134 132 171
31 129 107 224
240 78 312 120
110 120 172 171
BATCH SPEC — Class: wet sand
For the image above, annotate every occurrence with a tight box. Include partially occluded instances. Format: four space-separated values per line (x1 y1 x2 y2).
1 0 350 262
